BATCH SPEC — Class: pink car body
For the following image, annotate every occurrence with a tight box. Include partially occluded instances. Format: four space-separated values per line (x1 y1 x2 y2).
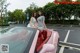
30 29 59 53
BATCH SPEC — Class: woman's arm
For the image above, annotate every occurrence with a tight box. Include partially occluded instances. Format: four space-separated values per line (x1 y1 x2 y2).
43 16 47 28
34 22 38 28
30 17 38 28
30 17 34 27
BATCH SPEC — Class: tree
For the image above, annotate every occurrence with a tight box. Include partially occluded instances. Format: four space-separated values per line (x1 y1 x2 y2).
7 2 80 25
43 2 57 20
25 2 38 19
8 11 14 21
8 9 26 23
0 0 6 19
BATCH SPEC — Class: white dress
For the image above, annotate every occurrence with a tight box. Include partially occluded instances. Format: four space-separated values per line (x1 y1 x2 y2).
27 17 37 28
37 16 45 30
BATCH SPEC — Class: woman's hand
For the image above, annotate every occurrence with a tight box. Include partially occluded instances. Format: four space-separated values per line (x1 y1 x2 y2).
33 23 38 28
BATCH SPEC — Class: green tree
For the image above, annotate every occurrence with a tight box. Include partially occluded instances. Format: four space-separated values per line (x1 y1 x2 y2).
8 9 26 23
25 3 38 19
8 11 14 21
43 2 57 20
0 0 6 19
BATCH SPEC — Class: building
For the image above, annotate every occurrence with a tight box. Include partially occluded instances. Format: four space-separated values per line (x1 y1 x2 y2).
54 0 80 4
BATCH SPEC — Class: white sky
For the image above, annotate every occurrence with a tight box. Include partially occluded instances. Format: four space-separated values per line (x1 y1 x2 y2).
7 0 54 11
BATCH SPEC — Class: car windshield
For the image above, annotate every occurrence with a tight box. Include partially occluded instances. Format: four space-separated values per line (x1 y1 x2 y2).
10 27 24 33
0 27 37 53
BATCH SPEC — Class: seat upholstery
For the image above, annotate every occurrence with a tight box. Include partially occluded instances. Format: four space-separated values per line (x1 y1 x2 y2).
39 30 59 53
39 44 55 53
36 29 52 52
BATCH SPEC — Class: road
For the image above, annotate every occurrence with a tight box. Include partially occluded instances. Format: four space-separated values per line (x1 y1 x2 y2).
47 25 80 53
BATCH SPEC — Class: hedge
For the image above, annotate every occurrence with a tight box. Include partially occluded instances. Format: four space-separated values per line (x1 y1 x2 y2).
46 20 80 25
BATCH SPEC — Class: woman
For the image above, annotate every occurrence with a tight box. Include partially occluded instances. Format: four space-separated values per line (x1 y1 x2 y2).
37 11 47 40
37 11 47 30
27 12 37 28
36 11 47 52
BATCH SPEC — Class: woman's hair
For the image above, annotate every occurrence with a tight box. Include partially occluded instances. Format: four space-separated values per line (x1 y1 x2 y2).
32 12 36 17
31 12 38 20
38 11 44 16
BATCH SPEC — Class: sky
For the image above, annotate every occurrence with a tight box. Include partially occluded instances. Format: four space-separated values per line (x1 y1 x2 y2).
7 0 54 12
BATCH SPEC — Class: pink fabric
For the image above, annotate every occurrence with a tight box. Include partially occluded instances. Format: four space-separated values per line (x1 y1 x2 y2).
39 44 55 53
39 29 59 53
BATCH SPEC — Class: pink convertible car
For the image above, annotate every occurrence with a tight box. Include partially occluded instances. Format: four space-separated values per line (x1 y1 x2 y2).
0 27 59 53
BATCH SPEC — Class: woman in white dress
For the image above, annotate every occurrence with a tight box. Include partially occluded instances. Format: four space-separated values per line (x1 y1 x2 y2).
37 11 47 30
27 12 38 28
36 11 47 46
37 11 55 53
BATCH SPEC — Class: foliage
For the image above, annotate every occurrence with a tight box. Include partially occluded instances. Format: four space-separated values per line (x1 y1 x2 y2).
25 3 38 19
8 9 26 23
43 3 80 20
6 2 80 25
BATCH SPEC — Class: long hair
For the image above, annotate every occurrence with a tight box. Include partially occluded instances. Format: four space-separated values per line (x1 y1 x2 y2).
38 11 44 17
31 12 38 21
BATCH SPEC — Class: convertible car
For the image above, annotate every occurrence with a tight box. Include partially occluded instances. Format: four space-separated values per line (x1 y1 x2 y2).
0 27 59 53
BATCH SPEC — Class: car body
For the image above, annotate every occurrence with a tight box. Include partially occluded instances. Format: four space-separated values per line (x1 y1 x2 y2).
0 27 59 53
